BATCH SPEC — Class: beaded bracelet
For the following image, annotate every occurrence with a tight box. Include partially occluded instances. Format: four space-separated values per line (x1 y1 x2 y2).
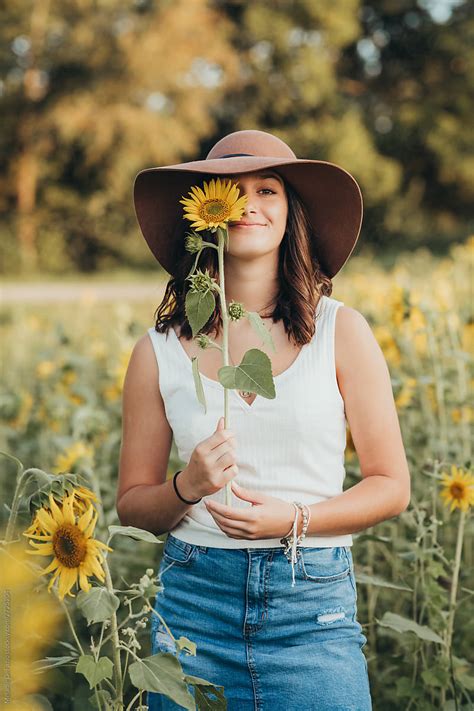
280 502 312 586
172 470 202 505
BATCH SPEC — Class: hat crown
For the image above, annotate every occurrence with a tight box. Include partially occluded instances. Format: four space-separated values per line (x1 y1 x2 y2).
206 129 296 161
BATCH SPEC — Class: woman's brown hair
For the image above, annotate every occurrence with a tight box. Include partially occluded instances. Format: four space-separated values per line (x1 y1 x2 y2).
153 177 333 346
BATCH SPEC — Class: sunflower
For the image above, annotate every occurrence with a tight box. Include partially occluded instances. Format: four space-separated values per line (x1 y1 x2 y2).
180 177 248 232
23 484 99 537
23 493 112 600
52 440 94 474
440 465 474 513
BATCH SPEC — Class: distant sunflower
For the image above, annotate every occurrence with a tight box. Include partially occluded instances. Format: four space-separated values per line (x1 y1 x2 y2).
180 177 248 232
440 465 474 513
23 493 112 600
52 440 94 474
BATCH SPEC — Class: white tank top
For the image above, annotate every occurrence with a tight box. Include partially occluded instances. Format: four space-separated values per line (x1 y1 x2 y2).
147 294 352 549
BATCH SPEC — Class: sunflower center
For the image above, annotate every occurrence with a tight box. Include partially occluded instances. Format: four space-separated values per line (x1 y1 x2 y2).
201 199 230 222
53 523 88 568
450 483 465 500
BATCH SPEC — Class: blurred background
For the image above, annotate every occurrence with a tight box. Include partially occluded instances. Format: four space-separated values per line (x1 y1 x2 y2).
0 0 472 278
1 2 473 710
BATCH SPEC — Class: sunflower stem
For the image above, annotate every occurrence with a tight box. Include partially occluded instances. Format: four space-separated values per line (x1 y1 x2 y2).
102 556 124 709
59 597 84 655
217 226 232 507
444 507 467 654
3 467 46 544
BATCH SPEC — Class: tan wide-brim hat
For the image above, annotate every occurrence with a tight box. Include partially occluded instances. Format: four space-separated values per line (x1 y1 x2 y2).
133 129 363 279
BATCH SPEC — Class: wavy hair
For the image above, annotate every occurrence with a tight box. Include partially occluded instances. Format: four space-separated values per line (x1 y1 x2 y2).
153 177 333 346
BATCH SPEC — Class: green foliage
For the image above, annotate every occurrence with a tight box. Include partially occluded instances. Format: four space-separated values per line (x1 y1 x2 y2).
218 349 276 399
0 1 472 274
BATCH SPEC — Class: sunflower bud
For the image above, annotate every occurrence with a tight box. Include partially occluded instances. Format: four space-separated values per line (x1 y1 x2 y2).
184 231 204 254
187 268 218 295
228 300 245 322
196 333 212 349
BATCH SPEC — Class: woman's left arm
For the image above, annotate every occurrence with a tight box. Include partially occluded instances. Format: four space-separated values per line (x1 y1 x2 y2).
205 306 411 540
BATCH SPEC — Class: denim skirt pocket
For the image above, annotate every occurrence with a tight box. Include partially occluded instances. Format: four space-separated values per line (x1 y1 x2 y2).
162 533 200 567
299 546 351 584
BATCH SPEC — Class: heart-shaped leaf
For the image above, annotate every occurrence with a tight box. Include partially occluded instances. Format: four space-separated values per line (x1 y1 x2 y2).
185 290 215 336
76 588 120 625
186 674 227 709
218 348 275 399
129 654 195 709
76 655 114 689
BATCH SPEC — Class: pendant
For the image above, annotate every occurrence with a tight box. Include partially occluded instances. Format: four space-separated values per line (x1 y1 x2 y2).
239 390 252 398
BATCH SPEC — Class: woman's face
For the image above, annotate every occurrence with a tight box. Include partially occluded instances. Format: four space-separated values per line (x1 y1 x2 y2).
221 170 288 260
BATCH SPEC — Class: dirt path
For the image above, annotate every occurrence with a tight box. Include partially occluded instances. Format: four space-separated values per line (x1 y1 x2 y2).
0 282 164 304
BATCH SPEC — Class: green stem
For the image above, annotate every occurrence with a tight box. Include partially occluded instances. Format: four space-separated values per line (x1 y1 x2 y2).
126 689 143 711
201 241 219 251
3 467 48 544
217 226 232 507
445 508 467 654
102 556 124 710
59 597 84 654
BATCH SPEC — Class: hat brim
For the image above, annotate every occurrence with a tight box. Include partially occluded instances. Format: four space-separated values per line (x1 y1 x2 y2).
133 156 363 279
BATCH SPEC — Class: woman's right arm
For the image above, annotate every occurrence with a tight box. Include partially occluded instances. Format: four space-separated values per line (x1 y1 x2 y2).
115 334 199 536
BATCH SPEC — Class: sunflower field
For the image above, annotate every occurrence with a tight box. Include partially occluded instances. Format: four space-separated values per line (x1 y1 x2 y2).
0 236 473 711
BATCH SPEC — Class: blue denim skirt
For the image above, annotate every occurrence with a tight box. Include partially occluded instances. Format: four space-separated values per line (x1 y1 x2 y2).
148 534 372 711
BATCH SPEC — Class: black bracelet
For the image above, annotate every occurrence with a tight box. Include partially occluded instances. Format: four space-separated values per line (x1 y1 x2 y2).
173 470 202 505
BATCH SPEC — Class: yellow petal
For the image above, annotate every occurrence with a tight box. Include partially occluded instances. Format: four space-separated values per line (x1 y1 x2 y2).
22 531 53 541
36 508 57 535
48 494 64 525
47 567 61 592
63 494 76 525
79 567 92 592
78 505 94 533
58 567 78 600
28 542 54 555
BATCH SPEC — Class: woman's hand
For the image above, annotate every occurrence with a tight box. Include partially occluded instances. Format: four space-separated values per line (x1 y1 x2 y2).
204 481 296 540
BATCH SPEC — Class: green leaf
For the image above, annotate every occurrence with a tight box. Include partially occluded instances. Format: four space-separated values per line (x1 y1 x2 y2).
354 570 412 591
246 311 276 352
76 588 120 625
107 525 163 544
76 655 114 689
128 654 195 709
186 674 227 709
88 689 113 709
191 357 207 413
218 348 276 399
185 290 215 336
33 655 77 671
377 612 444 644
422 667 449 688
175 636 197 657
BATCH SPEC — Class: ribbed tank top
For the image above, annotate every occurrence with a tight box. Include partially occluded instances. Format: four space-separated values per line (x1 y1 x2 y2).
147 294 352 549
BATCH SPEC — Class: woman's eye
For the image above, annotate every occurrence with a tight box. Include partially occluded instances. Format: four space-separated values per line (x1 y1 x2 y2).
258 189 275 195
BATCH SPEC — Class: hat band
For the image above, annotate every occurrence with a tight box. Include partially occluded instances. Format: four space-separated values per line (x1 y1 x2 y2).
215 153 254 158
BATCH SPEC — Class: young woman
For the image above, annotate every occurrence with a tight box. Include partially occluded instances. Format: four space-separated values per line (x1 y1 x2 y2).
117 130 411 710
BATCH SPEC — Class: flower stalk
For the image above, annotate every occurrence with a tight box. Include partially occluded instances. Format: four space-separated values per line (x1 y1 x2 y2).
216 225 232 506
102 554 124 709
444 507 467 654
